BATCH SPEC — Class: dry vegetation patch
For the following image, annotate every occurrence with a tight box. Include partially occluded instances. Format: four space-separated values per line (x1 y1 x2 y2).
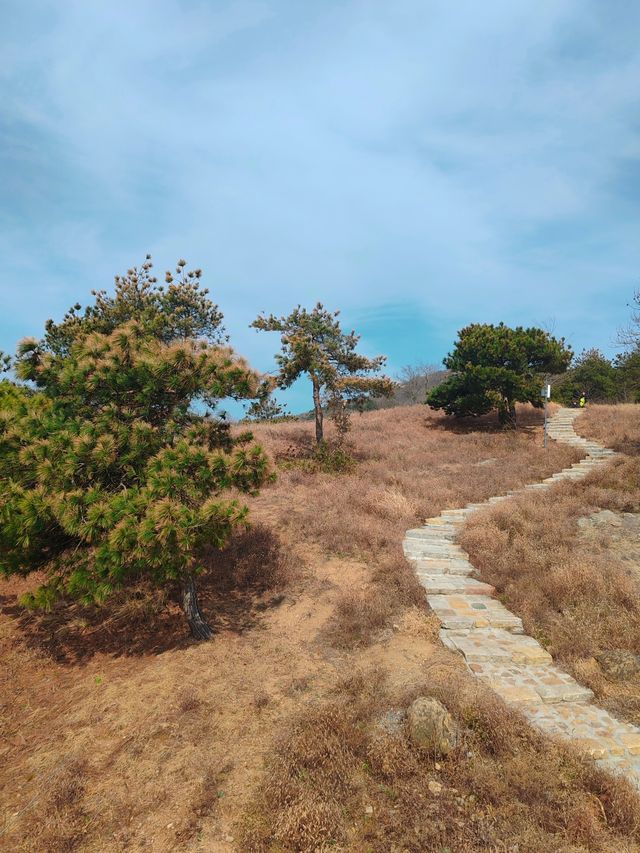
576 403 640 455
242 665 640 852
250 404 578 647
2 403 599 851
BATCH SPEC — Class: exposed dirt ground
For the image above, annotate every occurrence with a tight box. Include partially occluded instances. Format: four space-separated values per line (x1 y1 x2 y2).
4 404 639 852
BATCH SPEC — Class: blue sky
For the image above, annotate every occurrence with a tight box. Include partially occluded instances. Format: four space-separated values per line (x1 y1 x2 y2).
1 0 639 414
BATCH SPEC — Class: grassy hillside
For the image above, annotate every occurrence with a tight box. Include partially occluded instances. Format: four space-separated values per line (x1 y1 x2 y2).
2 404 639 852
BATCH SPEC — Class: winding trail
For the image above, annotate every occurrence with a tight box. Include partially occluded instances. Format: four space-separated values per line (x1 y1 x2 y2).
405 408 640 785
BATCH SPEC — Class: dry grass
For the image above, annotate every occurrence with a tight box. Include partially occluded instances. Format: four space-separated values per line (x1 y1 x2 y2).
3 523 298 663
253 405 576 561
241 664 640 852
577 403 640 455
16 757 90 853
2 402 615 853
461 404 640 723
250 403 578 646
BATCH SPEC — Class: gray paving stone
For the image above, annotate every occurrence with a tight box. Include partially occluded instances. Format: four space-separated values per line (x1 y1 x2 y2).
467 661 594 705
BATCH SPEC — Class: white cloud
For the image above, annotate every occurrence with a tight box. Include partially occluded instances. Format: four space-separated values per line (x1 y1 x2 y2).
1 0 639 363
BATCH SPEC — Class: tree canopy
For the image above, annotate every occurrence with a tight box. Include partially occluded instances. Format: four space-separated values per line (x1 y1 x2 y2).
1 263 270 640
614 346 640 402
41 257 225 357
427 323 572 426
554 348 619 404
252 303 393 442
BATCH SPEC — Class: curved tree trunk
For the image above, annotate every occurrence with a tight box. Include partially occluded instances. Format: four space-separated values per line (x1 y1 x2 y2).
181 574 214 640
312 377 324 444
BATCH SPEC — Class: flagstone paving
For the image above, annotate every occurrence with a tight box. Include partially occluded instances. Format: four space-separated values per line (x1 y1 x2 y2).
405 408 640 785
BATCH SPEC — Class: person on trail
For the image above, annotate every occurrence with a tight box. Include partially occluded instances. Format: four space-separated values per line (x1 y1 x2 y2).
579 391 587 408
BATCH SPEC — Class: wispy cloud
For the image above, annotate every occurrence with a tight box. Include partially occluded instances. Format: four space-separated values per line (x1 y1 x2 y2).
1 0 639 411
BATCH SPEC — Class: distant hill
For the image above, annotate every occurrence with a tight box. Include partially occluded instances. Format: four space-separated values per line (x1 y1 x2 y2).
373 364 450 409
294 364 450 418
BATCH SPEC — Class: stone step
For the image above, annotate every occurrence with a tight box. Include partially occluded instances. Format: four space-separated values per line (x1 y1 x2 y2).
523 702 640 766
403 542 469 560
405 528 457 540
404 539 459 549
411 557 474 576
416 574 495 595
404 549 468 563
424 516 464 526
467 661 594 705
428 595 523 632
440 628 553 665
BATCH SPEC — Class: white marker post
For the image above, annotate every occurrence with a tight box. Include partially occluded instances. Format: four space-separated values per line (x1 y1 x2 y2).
541 383 551 448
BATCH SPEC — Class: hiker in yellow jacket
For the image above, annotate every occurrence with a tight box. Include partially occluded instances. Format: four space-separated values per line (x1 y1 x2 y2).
579 391 587 408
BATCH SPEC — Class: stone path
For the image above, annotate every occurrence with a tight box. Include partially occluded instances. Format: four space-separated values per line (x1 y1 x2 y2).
405 408 640 785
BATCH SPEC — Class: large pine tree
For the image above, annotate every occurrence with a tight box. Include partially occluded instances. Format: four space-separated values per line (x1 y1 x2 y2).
0 260 270 639
427 323 572 426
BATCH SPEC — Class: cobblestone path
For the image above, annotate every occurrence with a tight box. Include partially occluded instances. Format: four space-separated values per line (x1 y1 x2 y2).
405 408 640 784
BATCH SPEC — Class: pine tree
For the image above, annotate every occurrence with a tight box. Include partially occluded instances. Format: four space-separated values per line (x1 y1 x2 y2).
554 349 618 404
615 346 640 402
251 303 393 443
245 389 291 422
427 323 572 427
1 269 270 641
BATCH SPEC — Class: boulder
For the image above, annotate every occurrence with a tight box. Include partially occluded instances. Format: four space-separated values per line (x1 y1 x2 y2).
407 697 458 755
591 510 622 527
596 649 640 681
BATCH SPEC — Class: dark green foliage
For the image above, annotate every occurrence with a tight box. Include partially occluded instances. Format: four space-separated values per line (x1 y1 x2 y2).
1 269 270 639
554 349 619 404
251 303 393 442
615 346 640 402
427 323 572 426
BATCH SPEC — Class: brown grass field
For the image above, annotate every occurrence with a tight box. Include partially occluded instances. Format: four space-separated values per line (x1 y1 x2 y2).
2 403 640 851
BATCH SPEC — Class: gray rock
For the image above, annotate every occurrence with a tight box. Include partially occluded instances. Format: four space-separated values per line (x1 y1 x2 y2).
596 649 640 681
376 708 407 736
591 510 623 527
407 697 458 755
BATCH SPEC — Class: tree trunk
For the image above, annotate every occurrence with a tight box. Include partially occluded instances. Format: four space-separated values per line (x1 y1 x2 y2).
181 574 214 640
498 400 517 429
312 377 324 444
